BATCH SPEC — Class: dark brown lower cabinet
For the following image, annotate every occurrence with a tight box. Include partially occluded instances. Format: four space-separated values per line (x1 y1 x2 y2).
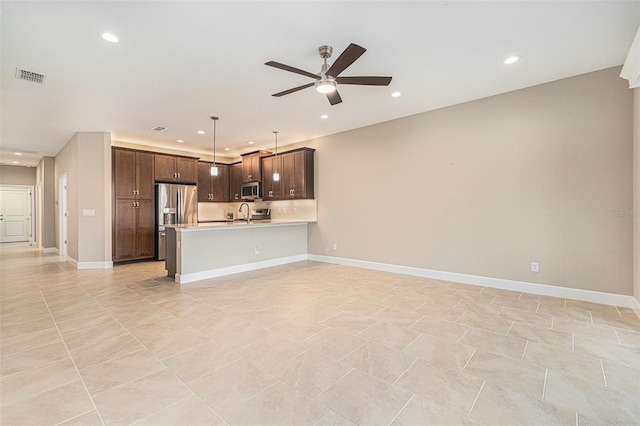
113 199 155 261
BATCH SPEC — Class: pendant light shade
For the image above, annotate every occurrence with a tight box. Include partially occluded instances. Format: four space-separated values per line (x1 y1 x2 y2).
273 131 280 182
210 116 219 176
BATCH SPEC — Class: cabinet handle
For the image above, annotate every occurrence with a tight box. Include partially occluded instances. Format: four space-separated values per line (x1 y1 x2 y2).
178 173 181 178
269 191 273 197
133 189 135 195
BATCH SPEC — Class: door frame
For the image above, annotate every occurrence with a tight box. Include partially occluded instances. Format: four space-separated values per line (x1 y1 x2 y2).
0 184 35 245
59 173 68 256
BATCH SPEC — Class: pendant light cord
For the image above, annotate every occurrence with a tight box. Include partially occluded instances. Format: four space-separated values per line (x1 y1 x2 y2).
211 116 219 166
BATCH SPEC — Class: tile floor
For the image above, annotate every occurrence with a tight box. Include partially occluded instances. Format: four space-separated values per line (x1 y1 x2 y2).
1 243 639 425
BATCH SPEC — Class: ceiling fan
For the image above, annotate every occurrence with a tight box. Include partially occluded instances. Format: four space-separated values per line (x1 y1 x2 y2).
265 43 392 105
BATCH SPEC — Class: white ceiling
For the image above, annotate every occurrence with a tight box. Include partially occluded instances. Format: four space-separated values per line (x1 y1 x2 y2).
1 1 639 168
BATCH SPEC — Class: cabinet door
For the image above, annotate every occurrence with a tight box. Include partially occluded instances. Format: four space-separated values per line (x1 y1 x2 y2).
211 164 229 202
292 150 306 198
155 154 176 181
262 156 273 198
197 162 212 202
229 163 243 201
114 199 136 260
262 156 283 199
251 154 261 182
136 200 155 257
281 152 296 198
136 152 155 199
176 157 197 183
242 153 262 182
113 149 136 199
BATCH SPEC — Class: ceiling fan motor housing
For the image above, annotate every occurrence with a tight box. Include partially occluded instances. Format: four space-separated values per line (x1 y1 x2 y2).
318 45 333 59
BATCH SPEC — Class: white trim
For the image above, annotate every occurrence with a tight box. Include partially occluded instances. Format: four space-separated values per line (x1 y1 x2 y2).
77 261 113 270
308 254 640 310
42 247 58 254
67 257 113 269
177 254 308 284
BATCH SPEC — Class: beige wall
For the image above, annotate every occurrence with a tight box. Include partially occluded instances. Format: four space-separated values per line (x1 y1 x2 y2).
306 67 634 295
634 88 639 303
55 135 78 259
55 132 112 265
36 157 56 249
0 165 36 186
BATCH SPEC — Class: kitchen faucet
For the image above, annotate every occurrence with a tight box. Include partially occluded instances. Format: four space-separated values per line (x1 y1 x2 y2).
239 203 250 223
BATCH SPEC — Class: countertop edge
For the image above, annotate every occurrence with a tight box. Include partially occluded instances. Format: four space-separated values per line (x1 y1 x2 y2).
167 220 315 232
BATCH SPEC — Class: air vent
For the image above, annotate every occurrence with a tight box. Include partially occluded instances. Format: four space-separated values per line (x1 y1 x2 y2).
151 126 167 132
15 68 46 84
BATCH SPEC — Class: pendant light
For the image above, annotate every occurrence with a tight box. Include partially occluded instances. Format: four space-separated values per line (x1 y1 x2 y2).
273 131 280 182
210 116 219 176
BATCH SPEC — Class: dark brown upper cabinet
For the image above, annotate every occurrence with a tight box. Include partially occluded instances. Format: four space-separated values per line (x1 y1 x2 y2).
197 161 230 202
262 148 314 200
229 162 243 201
113 148 154 200
241 151 262 183
154 154 198 183
261 154 283 200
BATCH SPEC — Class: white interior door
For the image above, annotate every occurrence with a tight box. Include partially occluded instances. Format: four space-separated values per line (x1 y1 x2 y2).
0 187 31 243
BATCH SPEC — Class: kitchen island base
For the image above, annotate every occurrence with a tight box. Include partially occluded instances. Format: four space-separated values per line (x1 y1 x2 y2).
166 222 309 284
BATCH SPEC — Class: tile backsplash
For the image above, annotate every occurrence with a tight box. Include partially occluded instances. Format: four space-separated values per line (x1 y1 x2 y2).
198 199 317 222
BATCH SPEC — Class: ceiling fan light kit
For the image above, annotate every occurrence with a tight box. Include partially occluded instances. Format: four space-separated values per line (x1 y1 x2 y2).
315 79 336 93
266 43 392 105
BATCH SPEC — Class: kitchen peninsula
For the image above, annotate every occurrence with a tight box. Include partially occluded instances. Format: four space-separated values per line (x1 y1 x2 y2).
165 217 314 284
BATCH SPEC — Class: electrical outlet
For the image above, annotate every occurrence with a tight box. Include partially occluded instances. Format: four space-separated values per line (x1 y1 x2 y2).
255 246 260 255
531 262 539 273
333 243 338 251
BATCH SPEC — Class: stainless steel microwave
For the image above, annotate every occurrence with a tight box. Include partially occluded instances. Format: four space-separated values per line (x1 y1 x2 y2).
241 182 261 200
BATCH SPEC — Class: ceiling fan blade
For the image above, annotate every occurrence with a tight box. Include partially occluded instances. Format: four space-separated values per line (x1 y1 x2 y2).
327 90 342 105
326 43 366 78
265 61 320 80
272 82 315 97
335 76 392 86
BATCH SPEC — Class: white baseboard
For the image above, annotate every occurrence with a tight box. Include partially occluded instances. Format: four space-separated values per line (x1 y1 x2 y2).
177 254 308 284
42 247 58 254
308 254 640 310
67 258 113 269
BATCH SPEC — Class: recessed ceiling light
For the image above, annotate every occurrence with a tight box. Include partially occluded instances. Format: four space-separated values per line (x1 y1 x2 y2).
224 147 230 151
320 114 328 119
14 152 22 156
247 141 255 145
504 55 520 65
176 139 184 143
99 32 119 43
391 91 402 97
12 161 19 164
197 130 205 135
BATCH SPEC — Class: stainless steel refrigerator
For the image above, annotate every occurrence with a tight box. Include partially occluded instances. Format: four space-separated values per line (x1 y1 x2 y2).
155 183 197 260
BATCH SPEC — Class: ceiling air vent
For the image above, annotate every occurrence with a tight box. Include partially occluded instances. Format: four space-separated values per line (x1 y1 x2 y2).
15 68 46 84
151 126 167 132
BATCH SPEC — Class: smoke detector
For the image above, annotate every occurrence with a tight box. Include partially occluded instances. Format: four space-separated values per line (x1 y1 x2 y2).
150 126 167 132
15 68 46 84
